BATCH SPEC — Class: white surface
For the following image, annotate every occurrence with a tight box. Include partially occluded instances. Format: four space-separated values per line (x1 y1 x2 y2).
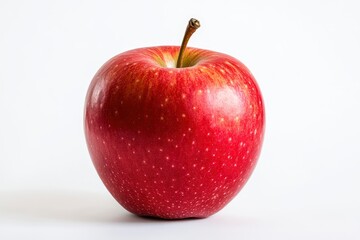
1 0 359 239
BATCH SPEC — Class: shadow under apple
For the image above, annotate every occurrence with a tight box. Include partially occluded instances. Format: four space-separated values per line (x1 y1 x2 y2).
0 190 254 225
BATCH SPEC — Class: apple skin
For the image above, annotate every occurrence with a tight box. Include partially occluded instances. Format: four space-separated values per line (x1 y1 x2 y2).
84 46 265 219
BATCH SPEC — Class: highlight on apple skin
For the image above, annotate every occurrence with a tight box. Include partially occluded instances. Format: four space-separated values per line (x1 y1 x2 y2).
84 19 265 219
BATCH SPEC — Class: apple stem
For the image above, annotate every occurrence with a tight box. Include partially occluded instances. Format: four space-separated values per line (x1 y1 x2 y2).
176 18 200 68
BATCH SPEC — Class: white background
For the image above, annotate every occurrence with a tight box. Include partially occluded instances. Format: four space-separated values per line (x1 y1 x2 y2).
1 0 359 239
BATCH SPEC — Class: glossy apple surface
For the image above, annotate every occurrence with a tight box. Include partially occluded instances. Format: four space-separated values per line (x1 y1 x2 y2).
84 46 265 219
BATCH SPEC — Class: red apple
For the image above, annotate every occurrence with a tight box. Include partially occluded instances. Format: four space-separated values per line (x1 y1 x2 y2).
84 19 265 219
